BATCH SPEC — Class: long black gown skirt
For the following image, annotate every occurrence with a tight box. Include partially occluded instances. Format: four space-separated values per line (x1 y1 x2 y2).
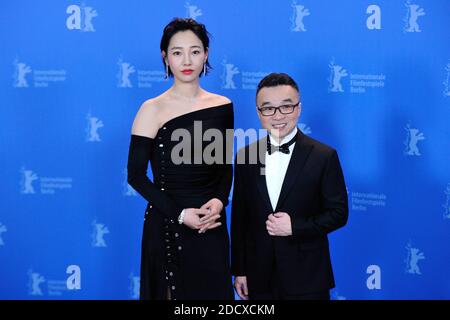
128 103 235 300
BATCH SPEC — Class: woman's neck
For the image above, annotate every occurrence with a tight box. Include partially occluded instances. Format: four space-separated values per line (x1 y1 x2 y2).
170 81 202 101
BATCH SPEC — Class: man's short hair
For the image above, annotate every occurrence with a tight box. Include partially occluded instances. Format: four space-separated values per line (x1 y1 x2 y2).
256 73 300 97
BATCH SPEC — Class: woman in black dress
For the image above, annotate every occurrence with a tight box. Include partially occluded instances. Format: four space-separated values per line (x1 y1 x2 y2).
127 18 234 300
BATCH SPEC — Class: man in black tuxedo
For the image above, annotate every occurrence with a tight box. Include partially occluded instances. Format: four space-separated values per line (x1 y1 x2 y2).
231 73 348 300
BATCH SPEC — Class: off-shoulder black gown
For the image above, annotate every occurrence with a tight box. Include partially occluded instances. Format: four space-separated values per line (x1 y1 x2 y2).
127 103 234 300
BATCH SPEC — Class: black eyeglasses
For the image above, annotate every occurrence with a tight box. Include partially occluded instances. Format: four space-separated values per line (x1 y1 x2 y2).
257 101 300 116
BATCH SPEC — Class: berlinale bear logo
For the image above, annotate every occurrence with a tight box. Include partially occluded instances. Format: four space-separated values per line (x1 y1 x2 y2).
66 4 98 32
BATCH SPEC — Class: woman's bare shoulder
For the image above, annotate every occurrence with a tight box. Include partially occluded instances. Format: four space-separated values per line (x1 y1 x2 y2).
203 92 232 107
131 97 164 138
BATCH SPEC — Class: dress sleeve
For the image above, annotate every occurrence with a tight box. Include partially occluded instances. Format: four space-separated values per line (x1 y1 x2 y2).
213 106 234 207
127 134 183 219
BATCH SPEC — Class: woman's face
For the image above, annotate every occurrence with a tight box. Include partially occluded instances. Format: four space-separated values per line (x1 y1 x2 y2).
164 30 207 82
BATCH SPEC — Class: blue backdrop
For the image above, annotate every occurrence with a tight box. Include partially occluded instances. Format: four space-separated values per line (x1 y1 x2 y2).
1 0 449 299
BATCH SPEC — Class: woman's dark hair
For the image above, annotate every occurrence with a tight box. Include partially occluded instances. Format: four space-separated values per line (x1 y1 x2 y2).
256 73 300 97
160 18 212 77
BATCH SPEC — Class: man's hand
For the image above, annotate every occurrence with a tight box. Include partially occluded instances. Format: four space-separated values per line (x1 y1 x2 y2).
266 212 292 236
198 198 223 233
234 276 249 300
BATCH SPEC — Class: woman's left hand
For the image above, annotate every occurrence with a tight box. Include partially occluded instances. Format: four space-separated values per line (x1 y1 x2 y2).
198 198 224 233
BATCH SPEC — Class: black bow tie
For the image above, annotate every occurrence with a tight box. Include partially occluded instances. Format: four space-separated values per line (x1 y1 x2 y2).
267 131 297 155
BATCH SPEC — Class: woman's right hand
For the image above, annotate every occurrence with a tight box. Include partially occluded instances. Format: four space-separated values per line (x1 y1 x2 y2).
182 208 214 230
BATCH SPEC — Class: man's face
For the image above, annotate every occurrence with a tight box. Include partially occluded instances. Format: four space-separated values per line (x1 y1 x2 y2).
256 85 301 141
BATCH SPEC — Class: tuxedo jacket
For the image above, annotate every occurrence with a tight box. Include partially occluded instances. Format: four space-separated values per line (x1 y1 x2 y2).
231 130 348 298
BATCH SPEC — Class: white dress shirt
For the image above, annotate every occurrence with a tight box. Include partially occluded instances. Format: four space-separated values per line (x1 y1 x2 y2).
265 128 298 211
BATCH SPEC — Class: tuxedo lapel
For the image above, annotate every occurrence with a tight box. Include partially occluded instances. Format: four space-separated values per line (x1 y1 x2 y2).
275 131 313 211
254 136 273 213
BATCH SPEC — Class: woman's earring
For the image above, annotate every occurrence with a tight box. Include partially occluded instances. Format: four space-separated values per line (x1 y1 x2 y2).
203 64 206 77
165 64 169 79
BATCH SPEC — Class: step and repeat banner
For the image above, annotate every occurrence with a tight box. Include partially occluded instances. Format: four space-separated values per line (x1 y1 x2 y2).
1 0 449 299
